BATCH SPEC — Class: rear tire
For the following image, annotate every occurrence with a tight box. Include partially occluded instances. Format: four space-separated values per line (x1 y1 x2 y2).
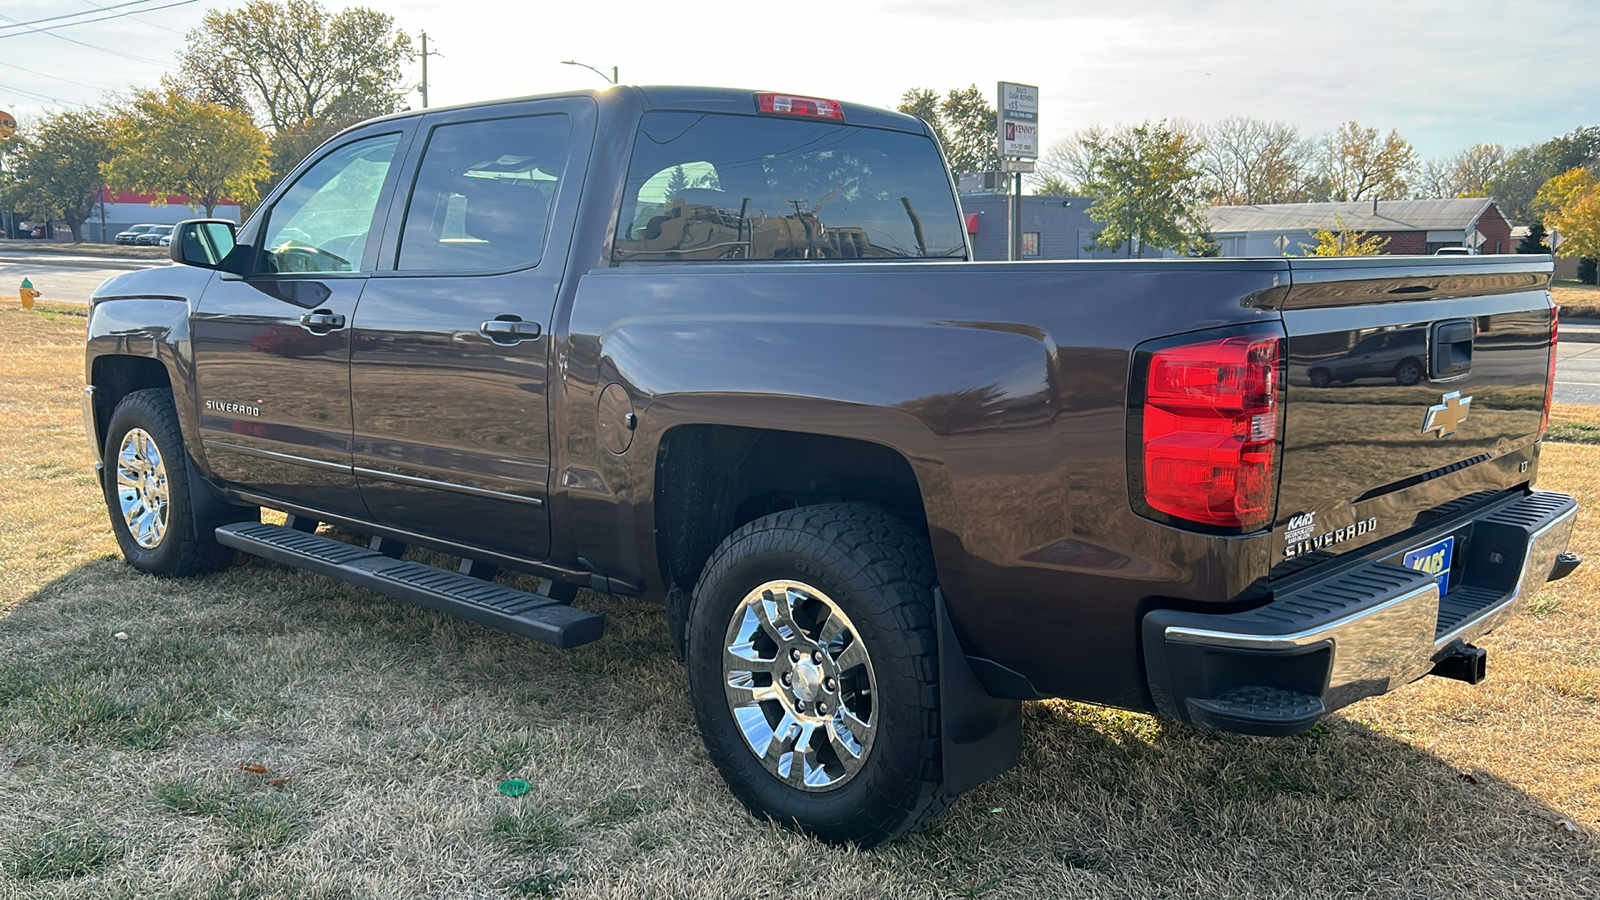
102 389 239 577
685 503 948 847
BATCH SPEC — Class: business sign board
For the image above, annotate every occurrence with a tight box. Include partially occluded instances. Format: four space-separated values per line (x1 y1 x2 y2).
996 82 1038 159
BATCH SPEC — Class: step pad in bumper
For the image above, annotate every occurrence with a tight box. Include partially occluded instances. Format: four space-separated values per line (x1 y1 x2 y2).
216 522 603 649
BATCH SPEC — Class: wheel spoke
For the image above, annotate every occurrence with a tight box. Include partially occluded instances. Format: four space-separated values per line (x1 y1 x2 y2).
817 608 848 648
754 588 800 642
783 722 821 787
724 670 781 707
833 639 869 673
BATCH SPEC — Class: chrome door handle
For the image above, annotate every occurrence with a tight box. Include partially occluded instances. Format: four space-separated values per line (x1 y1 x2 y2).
298 310 345 332
480 318 541 343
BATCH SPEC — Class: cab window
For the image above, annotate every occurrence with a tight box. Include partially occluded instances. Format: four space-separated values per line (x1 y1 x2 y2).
614 112 966 262
396 115 571 271
258 134 401 275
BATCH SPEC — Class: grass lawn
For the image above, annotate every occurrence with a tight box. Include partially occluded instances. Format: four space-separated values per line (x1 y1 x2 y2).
1554 281 1600 319
2 302 1598 898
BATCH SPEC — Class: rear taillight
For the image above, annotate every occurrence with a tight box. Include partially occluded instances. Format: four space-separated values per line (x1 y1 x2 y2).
1542 307 1558 435
1140 332 1282 530
755 92 844 120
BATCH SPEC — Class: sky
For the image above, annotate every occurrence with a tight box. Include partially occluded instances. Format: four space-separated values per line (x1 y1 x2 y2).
2 0 1597 163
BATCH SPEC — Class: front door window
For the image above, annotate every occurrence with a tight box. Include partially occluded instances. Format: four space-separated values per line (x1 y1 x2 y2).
259 134 402 274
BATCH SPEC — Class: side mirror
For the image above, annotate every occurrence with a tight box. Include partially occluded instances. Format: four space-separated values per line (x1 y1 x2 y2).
170 219 240 271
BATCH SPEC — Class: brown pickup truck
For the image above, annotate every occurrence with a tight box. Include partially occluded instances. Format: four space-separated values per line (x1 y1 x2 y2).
84 86 1579 846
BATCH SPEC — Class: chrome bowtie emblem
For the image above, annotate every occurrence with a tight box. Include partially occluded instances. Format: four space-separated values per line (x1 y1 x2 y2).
1422 391 1472 437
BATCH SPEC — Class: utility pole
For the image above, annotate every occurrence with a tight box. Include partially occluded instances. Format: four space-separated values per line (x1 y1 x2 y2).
419 31 442 108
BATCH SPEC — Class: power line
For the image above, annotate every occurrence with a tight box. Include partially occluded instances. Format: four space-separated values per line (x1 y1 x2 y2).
0 0 160 34
0 12 177 66
0 1 201 41
79 0 186 35
0 80 86 107
0 58 112 92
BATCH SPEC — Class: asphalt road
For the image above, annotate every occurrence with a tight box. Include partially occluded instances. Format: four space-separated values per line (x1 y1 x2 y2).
10 252 1600 406
0 255 161 307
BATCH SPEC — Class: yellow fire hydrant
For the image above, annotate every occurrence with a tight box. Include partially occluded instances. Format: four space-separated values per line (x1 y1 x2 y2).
19 278 39 309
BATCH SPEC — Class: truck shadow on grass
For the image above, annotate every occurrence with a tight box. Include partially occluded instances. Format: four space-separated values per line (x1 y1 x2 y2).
1 555 1596 899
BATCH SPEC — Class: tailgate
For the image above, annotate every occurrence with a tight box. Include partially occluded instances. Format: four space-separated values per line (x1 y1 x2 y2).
1272 256 1555 571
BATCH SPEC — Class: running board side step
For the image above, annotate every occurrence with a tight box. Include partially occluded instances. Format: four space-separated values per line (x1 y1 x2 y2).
215 522 604 649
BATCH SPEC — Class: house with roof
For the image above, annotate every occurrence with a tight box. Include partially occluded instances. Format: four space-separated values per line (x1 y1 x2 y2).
1205 198 1514 257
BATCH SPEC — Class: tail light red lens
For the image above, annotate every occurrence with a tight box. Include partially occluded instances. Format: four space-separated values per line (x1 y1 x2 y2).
1542 306 1558 435
1142 333 1281 529
755 92 845 120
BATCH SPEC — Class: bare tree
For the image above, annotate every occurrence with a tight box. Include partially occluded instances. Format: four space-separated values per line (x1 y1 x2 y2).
1197 117 1315 205
1414 143 1506 198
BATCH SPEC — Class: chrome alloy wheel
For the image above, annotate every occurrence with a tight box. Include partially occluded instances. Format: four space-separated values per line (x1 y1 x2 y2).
722 580 878 791
115 427 170 549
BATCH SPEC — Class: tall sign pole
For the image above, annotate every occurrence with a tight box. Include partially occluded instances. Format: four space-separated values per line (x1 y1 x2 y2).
996 82 1038 261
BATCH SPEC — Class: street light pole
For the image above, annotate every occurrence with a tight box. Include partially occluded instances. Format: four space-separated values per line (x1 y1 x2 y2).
561 60 618 85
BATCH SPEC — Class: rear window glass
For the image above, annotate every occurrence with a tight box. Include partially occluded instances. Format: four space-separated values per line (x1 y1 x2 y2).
614 111 966 262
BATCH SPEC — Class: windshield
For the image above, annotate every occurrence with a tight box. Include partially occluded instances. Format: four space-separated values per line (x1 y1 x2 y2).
614 111 966 262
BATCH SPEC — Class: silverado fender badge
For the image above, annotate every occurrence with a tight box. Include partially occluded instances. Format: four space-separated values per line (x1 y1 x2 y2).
205 399 262 417
1422 391 1472 437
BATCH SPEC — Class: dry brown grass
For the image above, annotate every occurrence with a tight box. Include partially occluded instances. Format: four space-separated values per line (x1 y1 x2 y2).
2 302 1599 898
1554 281 1600 319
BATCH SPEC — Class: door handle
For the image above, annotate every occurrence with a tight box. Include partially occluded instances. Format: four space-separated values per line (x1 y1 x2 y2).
480 317 542 343
298 310 345 332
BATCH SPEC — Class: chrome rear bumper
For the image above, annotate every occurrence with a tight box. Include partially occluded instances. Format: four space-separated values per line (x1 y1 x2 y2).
1142 490 1578 735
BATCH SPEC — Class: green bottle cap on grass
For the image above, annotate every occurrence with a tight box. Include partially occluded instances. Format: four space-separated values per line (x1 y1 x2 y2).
498 779 531 797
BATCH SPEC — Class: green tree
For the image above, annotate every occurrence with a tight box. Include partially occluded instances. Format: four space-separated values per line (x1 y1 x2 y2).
1518 221 1550 254
896 84 998 175
170 0 413 186
1078 121 1209 257
0 108 116 242
104 90 271 218
1488 126 1600 225
1315 121 1416 201
1299 215 1391 256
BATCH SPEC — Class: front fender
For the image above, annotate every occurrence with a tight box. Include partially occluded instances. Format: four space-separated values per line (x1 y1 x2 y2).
85 266 214 473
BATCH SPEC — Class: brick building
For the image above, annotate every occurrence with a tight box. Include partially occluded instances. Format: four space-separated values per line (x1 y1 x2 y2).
1205 198 1515 257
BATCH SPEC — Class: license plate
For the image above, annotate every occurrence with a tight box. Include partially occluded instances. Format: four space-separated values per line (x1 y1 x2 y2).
1403 536 1455 596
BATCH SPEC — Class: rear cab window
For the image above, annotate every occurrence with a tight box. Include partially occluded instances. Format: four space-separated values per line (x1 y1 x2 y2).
613 111 966 262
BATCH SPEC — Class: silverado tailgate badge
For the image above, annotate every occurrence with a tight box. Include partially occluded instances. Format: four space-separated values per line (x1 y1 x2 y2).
1422 391 1471 437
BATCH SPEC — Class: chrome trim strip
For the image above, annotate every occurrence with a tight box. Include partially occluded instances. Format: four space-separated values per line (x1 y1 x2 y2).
353 466 545 507
82 385 101 465
1433 500 1578 648
1166 584 1440 652
202 439 352 474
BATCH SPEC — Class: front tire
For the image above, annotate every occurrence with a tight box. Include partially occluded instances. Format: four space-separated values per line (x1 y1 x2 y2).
686 504 948 846
102 388 237 577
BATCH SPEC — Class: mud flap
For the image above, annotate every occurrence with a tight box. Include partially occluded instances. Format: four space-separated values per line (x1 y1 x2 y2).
936 588 1022 797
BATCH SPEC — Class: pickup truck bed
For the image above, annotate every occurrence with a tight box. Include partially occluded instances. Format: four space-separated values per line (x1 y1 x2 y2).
82 85 1579 846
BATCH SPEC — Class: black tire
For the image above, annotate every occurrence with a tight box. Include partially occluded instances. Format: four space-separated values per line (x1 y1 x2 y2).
1308 368 1332 388
102 388 237 577
686 503 948 847
1395 359 1423 386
